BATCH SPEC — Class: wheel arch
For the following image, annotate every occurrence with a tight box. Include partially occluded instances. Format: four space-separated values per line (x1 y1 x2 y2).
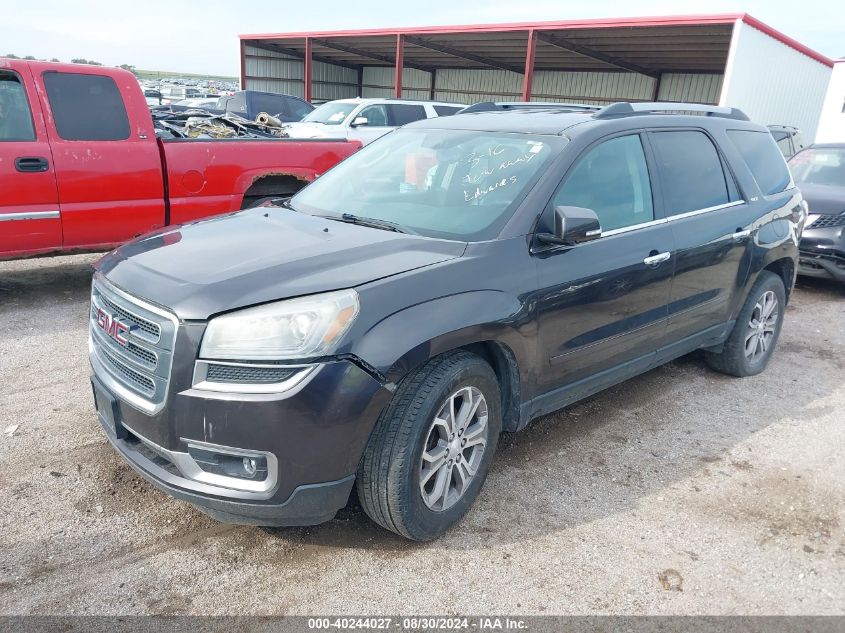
240 173 310 208
350 291 531 433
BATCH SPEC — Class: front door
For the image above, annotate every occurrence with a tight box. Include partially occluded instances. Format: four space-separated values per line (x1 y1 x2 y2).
534 133 674 400
32 63 165 249
0 64 61 258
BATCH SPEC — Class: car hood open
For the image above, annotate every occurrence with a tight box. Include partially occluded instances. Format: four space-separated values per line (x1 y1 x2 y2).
96 207 465 320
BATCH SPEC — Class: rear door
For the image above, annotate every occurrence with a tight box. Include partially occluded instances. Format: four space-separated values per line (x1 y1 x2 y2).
650 129 755 344
33 64 165 249
0 64 61 257
534 132 675 396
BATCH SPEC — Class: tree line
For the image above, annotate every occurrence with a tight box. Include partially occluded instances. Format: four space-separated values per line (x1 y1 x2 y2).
3 54 136 74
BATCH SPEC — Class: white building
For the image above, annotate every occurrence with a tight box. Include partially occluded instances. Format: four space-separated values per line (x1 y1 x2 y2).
816 59 845 143
239 13 833 138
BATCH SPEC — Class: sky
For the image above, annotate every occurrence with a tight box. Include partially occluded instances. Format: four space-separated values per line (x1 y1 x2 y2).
1 0 843 76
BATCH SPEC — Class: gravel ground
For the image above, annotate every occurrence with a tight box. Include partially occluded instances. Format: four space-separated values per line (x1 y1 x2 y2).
1 254 843 616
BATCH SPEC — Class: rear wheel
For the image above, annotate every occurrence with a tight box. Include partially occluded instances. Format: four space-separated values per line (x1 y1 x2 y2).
357 351 501 541
705 271 786 377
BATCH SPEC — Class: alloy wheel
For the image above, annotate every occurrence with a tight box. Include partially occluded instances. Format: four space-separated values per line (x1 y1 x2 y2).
419 386 489 511
744 290 779 361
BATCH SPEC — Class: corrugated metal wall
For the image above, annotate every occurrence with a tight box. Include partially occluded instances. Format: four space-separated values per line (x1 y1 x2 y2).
720 21 831 140
361 67 432 100
657 73 723 104
244 45 358 100
367 67 722 106
532 71 656 104
244 44 727 107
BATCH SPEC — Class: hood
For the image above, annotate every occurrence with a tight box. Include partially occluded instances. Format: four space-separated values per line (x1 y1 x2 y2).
798 183 845 216
282 122 347 140
96 207 466 320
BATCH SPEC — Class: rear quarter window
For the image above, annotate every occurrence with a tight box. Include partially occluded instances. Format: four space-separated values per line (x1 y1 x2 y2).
387 104 427 126
43 72 130 141
727 130 792 196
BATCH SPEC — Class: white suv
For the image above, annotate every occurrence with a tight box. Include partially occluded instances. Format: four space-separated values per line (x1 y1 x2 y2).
283 98 465 145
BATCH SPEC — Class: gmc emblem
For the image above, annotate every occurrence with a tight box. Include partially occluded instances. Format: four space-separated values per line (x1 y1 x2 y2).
96 308 130 347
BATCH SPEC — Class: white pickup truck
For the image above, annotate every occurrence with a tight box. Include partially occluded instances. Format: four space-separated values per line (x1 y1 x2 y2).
282 97 464 145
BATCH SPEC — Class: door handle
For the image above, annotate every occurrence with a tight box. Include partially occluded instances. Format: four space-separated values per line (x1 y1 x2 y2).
732 229 751 241
643 251 671 267
15 157 50 173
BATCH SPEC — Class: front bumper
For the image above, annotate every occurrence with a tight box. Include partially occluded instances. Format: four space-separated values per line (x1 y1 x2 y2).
798 225 845 283
92 356 392 526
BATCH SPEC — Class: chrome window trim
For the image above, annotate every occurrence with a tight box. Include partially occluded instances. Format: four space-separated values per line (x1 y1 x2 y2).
0 210 60 222
124 423 278 497
666 200 745 221
589 200 748 239
192 360 319 394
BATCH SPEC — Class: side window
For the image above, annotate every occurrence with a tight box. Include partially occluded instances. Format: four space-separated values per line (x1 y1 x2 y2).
357 104 389 126
433 105 463 117
225 93 247 115
0 71 36 141
286 98 313 120
553 134 654 232
650 131 731 214
727 129 792 196
387 104 426 126
252 93 284 116
771 131 791 157
43 72 129 141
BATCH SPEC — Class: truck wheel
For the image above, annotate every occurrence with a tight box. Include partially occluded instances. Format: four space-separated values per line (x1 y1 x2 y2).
357 351 501 541
705 271 786 377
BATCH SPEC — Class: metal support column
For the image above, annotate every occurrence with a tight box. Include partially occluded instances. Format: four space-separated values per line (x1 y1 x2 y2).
394 34 404 99
521 30 537 102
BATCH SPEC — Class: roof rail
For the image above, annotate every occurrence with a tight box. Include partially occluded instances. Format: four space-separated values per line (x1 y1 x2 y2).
595 102 750 121
460 101 601 114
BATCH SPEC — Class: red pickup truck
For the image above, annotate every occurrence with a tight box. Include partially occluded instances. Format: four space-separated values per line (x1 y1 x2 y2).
0 60 361 260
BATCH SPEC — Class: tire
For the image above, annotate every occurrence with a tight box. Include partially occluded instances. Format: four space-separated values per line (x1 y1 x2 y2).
357 350 502 541
705 271 786 377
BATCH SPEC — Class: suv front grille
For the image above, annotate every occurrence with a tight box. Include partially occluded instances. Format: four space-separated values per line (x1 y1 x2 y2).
809 214 845 229
90 277 178 414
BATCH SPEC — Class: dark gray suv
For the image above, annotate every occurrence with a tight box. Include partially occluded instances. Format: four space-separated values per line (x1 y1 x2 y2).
90 102 805 540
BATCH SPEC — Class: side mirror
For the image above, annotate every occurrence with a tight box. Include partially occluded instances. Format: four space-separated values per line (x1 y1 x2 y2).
351 116 369 127
537 206 602 246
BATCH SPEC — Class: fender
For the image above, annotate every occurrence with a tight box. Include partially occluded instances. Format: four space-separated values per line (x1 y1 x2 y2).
350 289 533 405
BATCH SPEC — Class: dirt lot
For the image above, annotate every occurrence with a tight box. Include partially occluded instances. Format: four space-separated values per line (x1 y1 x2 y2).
1 254 843 615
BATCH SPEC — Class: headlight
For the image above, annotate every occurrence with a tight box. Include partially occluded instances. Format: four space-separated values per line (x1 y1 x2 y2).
200 289 359 360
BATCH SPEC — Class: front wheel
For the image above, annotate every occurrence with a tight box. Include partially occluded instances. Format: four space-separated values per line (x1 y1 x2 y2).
357 351 501 541
705 271 786 377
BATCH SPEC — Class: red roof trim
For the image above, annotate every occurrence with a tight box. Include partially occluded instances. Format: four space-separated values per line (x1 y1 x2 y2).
240 13 743 40
240 13 834 69
739 14 832 67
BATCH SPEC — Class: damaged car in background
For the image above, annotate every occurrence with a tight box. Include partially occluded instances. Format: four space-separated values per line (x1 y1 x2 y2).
789 144 845 283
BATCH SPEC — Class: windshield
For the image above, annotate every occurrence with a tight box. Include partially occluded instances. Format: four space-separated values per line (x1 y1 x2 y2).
789 148 845 187
291 128 560 240
301 102 357 125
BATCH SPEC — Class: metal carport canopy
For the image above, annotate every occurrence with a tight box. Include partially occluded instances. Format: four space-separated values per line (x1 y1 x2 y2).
239 13 832 102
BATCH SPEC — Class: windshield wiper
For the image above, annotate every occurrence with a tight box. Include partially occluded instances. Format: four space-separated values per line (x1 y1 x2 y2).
324 213 415 235
270 197 297 211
